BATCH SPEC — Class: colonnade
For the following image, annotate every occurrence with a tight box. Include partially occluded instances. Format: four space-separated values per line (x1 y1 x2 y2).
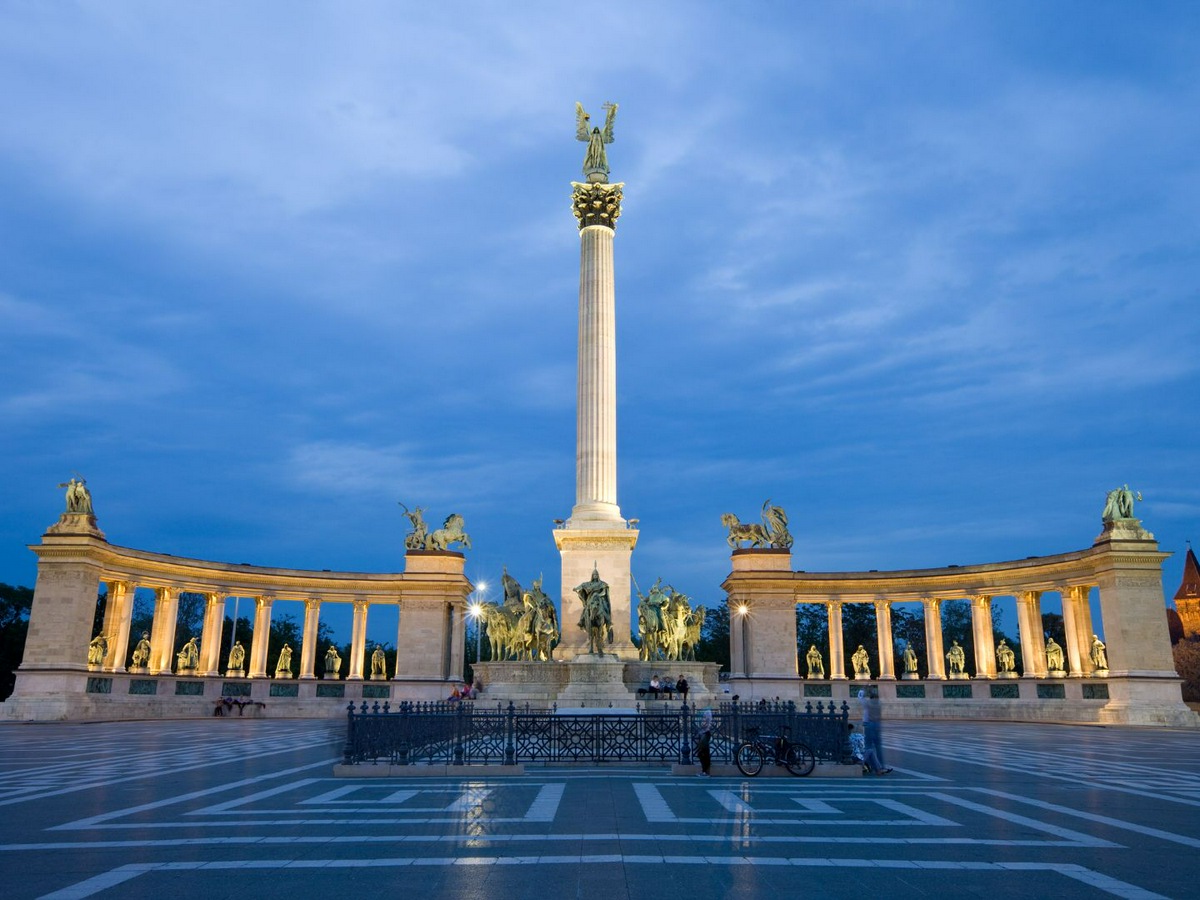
788 586 1098 681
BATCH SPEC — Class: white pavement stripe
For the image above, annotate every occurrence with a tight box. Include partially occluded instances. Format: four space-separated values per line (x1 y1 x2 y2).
0 833 1098 851
189 778 323 815
969 787 1200 849
525 783 565 822
928 793 1121 847
871 799 960 827
633 783 674 822
52 760 339 830
36 856 1164 899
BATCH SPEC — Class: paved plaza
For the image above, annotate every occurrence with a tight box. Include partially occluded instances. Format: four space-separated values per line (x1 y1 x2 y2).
0 717 1197 899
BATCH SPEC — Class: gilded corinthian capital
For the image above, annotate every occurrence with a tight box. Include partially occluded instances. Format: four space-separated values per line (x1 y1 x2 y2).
571 181 624 231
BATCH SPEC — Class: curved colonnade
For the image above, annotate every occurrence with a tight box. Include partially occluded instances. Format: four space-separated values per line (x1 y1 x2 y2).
5 517 470 720
722 522 1193 726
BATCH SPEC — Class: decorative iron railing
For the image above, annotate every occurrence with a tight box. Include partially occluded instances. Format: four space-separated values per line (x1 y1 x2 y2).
342 699 850 767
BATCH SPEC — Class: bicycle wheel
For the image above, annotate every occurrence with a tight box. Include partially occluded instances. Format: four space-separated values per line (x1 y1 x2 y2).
735 742 765 776
783 742 816 777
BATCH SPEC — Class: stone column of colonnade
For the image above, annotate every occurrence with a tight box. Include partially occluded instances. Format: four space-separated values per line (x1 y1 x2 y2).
874 601 896 679
248 596 274 678
102 581 136 672
969 595 997 678
148 587 180 674
199 593 227 676
1016 591 1048 677
827 602 846 679
348 599 368 680
922 598 946 679
1060 585 1094 677
300 599 321 679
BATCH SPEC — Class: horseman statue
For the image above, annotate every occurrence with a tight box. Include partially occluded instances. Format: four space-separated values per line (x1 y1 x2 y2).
575 565 613 655
635 577 670 661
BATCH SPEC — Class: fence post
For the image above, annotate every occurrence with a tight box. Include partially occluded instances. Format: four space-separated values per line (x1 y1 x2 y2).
454 700 465 766
504 700 516 766
342 701 355 765
679 701 692 765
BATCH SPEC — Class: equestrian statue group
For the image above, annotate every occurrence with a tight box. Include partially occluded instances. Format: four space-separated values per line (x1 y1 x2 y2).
635 577 705 662
479 568 562 662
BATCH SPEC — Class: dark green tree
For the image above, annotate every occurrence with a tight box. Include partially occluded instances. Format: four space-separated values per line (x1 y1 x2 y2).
0 583 34 700
694 599 730 672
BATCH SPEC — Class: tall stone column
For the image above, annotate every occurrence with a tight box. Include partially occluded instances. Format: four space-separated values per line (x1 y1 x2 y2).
922 598 945 679
348 599 368 681
874 601 895 680
103 581 136 672
299 598 321 680
248 596 274 678
200 593 226 676
394 552 471 685
1060 585 1092 676
969 595 997 678
1016 591 1047 677
149 587 179 674
556 177 637 660
828 601 846 680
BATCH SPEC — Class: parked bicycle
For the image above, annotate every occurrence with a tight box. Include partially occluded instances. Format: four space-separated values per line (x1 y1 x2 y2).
735 725 816 777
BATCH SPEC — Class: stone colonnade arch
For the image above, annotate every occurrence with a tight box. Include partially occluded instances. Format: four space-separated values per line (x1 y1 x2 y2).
722 526 1192 727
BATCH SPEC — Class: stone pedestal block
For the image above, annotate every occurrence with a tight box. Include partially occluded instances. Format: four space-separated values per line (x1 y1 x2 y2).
554 526 638 660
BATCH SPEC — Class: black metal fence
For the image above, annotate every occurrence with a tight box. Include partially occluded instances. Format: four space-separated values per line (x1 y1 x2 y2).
342 699 850 767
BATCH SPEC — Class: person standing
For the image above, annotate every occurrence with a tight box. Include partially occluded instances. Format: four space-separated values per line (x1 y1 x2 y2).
696 706 713 777
858 688 892 775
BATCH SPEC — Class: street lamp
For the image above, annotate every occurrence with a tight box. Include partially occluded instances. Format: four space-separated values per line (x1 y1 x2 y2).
735 604 750 677
468 580 488 665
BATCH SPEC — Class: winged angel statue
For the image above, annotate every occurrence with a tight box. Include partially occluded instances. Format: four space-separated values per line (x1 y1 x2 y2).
576 101 618 182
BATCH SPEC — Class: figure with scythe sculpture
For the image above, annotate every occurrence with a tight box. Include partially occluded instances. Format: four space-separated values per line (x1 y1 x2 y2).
576 564 613 655
722 499 793 550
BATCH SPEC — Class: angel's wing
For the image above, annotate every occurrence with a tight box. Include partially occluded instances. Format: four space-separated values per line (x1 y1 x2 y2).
575 102 590 142
602 102 617 143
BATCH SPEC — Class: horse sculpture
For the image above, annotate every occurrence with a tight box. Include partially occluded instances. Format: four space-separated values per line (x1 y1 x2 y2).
680 606 705 661
429 513 472 551
721 499 793 550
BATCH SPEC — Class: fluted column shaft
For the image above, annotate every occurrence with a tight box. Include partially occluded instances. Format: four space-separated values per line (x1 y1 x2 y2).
874 601 895 679
248 596 274 678
104 581 135 672
149 587 179 674
300 599 321 679
200 593 226 676
923 599 946 679
1061 586 1092 676
828 602 846 679
1016 591 1048 677
349 600 368 680
970 595 997 678
572 224 622 524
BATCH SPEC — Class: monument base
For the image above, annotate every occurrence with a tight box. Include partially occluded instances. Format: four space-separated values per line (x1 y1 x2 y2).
1048 669 1066 679
901 673 921 680
997 672 1019 679
948 672 970 680
226 669 245 678
471 660 720 708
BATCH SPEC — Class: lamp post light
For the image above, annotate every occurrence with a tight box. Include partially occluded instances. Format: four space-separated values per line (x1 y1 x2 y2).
468 580 488 666
735 604 750 677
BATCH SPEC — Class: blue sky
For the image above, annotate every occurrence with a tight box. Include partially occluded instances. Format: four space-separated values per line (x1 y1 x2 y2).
1 2 1197 644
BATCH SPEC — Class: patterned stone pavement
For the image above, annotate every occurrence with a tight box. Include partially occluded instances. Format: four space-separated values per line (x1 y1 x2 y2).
0 717 1197 899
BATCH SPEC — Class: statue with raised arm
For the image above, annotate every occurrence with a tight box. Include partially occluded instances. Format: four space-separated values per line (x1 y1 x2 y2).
399 502 429 550
87 634 107 667
324 645 342 679
576 564 613 655
1046 637 1065 673
131 632 151 669
58 475 94 515
1090 634 1108 672
805 644 825 679
576 101 617 183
